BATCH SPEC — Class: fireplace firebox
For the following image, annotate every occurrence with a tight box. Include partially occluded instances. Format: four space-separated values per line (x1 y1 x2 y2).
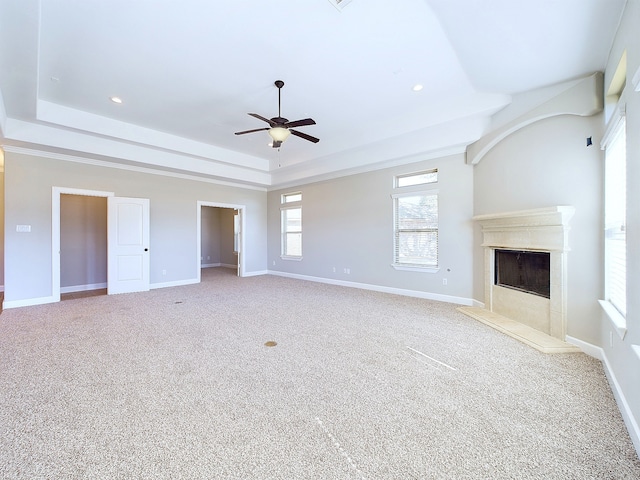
494 249 550 298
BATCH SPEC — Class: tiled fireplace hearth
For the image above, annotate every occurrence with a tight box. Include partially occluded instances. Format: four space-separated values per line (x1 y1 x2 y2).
459 206 581 353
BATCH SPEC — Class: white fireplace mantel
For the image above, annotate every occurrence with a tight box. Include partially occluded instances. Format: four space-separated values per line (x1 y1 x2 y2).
473 206 575 252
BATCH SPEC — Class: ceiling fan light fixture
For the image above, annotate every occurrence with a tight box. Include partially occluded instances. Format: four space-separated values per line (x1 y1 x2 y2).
235 80 319 146
268 127 291 142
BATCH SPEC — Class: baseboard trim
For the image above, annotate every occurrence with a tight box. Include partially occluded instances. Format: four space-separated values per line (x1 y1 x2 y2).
60 282 107 294
150 278 199 290
565 335 602 359
243 270 269 277
267 270 475 305
600 348 640 456
3 295 58 309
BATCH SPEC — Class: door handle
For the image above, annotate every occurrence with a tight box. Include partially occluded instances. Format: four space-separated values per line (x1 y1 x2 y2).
144 248 149 252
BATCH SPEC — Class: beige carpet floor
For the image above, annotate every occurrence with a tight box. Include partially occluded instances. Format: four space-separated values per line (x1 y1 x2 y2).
1 268 639 479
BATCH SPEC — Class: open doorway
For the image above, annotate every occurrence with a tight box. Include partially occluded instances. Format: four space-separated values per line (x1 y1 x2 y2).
197 201 245 282
60 194 108 300
52 187 114 302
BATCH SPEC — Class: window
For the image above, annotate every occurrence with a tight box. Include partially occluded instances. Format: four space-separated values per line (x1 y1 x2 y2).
396 169 438 188
282 192 302 203
393 170 439 270
603 115 626 317
281 192 302 259
393 191 438 269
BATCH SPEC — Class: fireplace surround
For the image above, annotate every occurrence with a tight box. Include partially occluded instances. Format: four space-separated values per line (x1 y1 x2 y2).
472 206 575 341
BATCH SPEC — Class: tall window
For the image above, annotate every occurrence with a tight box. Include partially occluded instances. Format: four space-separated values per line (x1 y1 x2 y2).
604 115 626 316
281 192 302 258
393 170 438 269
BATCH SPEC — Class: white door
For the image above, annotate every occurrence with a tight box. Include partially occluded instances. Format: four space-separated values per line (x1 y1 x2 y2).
108 197 150 294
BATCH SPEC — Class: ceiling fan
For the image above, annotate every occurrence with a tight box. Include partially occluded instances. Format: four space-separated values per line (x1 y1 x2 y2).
235 80 319 148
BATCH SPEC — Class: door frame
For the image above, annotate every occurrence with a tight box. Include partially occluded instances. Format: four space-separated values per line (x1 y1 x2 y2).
52 187 114 302
197 201 246 281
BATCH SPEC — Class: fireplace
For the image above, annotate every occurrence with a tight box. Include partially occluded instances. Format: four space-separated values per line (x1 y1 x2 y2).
473 207 575 341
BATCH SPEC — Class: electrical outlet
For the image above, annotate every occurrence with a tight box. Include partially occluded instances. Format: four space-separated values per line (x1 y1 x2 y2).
332 266 336 273
443 278 448 285
162 269 167 276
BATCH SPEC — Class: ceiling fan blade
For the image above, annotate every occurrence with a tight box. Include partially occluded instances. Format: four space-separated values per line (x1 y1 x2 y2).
284 118 316 128
290 129 320 143
234 127 269 135
248 113 276 126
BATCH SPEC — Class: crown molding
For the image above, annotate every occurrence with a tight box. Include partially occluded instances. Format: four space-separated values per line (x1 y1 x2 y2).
1 145 267 192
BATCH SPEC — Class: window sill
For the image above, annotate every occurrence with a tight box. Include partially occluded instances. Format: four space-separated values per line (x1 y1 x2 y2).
391 264 439 273
281 255 303 262
598 299 627 340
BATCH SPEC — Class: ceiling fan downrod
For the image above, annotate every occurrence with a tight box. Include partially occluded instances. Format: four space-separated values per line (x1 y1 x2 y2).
275 80 285 122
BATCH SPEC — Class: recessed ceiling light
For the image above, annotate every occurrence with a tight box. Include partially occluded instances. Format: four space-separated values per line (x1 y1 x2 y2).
412 84 423 92
110 96 123 104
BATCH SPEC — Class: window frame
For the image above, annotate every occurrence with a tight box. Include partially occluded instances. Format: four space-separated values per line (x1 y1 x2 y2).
600 104 627 336
391 188 439 273
280 192 303 261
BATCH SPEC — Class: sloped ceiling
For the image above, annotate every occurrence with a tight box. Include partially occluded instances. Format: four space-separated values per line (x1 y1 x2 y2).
0 0 626 188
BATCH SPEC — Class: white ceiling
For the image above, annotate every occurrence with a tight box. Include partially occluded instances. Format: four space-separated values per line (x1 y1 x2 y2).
0 0 626 188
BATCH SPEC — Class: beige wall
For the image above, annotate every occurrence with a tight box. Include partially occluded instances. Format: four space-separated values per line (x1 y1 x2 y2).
268 154 475 302
3 151 267 304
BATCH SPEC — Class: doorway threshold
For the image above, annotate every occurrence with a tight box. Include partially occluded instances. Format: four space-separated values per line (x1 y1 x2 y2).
61 289 107 301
